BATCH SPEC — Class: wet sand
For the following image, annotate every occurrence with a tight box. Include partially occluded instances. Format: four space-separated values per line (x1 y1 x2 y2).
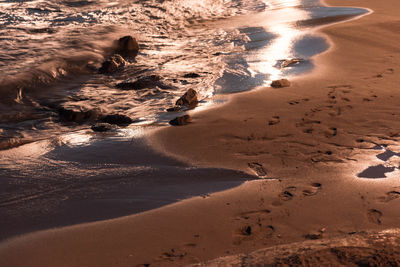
0 132 252 241
2 0 400 266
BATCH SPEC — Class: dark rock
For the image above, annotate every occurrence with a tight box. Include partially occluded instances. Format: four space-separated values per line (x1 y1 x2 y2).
175 89 198 107
183 73 201 78
115 36 139 58
271 79 291 88
58 107 99 123
99 54 126 74
100 114 133 126
27 28 57 34
169 115 192 126
91 123 117 132
116 75 171 90
166 106 182 112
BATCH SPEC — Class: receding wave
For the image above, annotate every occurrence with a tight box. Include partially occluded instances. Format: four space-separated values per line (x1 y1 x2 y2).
0 0 368 150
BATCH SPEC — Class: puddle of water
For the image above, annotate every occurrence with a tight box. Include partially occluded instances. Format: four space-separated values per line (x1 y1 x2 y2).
357 145 400 179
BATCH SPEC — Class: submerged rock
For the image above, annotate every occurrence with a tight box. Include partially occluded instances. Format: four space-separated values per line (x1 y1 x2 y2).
166 106 182 112
100 114 133 126
183 72 201 78
169 115 192 126
58 107 99 123
175 89 198 107
115 35 139 58
116 75 171 90
91 123 117 132
99 54 126 74
279 58 302 68
271 79 291 88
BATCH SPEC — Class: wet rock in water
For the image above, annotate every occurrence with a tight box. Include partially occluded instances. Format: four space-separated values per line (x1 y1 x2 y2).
115 35 139 58
183 72 201 78
166 106 182 112
175 89 198 107
99 54 126 74
279 58 302 68
100 114 133 126
116 75 171 90
58 107 99 123
271 79 291 88
91 123 117 132
169 115 192 126
27 27 57 34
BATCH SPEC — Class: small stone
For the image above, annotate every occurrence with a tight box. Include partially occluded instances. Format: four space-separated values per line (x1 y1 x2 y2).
91 123 116 132
58 107 99 123
166 106 182 112
99 54 126 74
115 36 139 58
183 73 201 78
175 89 198 107
271 79 291 88
100 114 133 126
169 115 192 126
116 75 171 90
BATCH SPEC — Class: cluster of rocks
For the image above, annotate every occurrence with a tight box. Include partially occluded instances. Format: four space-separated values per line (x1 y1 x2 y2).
116 75 173 90
59 35 198 130
62 36 298 131
269 58 302 88
57 105 135 132
58 107 100 123
99 35 139 74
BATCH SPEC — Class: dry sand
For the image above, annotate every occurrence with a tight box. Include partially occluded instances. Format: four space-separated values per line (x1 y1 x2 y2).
1 0 400 266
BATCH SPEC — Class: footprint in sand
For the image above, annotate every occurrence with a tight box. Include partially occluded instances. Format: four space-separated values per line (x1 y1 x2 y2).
279 186 297 201
296 119 322 134
265 225 275 236
240 225 252 236
233 224 275 245
324 127 337 138
232 209 275 245
303 228 326 240
159 248 187 261
367 209 383 225
288 98 309 105
248 162 267 178
302 182 322 196
327 85 353 90
268 116 280 125
386 68 395 74
379 191 400 203
238 209 271 220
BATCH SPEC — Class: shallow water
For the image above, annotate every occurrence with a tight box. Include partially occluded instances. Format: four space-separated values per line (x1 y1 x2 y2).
0 0 368 149
0 130 254 240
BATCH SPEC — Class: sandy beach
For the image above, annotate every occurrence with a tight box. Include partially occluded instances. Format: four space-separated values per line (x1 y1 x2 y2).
1 0 400 266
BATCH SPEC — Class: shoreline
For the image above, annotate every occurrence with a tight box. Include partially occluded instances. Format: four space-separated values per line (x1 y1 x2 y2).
0 129 254 242
2 0 400 266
